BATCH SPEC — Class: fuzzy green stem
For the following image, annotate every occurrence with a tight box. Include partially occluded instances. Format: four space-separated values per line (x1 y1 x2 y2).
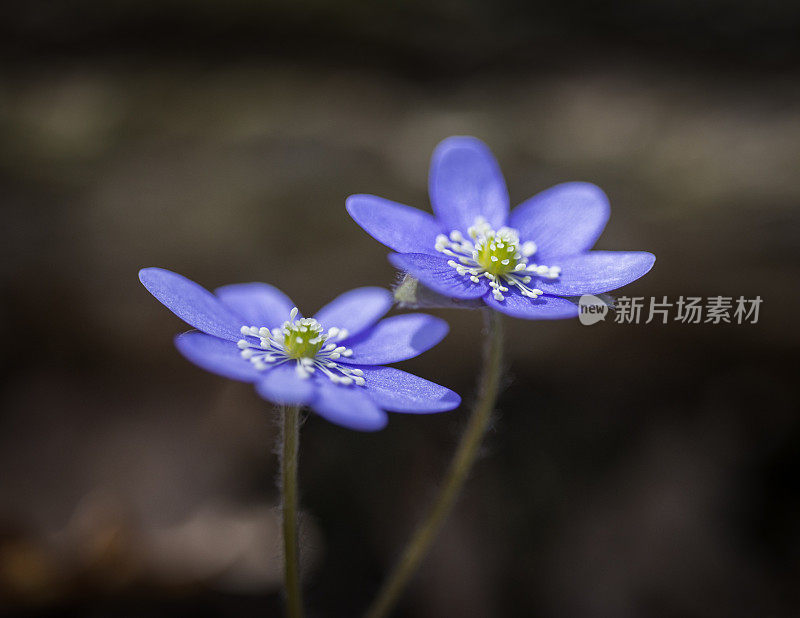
281 405 303 618
364 308 504 618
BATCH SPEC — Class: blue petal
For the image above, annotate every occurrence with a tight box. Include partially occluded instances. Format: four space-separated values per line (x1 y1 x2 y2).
255 363 316 406
313 287 393 339
535 251 656 296
483 292 579 320
215 282 295 328
429 136 509 234
508 182 610 261
341 313 449 365
139 268 244 341
311 381 388 431
389 253 489 299
175 331 262 382
356 365 461 414
346 194 443 255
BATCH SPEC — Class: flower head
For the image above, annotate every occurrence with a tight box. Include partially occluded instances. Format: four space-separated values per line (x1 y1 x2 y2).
346 136 655 319
139 268 460 431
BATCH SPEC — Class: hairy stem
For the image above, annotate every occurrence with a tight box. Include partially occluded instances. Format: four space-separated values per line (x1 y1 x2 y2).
364 308 504 618
281 405 303 618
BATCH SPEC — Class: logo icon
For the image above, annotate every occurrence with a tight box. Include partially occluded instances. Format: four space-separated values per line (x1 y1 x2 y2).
578 294 609 326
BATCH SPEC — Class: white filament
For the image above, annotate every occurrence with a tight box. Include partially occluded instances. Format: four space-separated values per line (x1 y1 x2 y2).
237 309 365 386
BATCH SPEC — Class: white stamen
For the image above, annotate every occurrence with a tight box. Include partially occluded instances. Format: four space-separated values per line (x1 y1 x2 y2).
236 309 364 387
434 216 560 303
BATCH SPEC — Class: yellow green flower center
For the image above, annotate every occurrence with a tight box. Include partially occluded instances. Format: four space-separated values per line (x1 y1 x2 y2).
237 308 365 385
475 231 520 276
434 217 561 301
283 320 325 359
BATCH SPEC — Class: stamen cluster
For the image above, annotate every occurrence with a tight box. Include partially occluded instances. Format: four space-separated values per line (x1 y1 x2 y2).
435 217 561 301
237 308 366 385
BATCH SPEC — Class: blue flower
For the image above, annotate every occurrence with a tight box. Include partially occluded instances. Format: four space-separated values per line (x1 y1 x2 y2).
347 136 655 319
139 268 460 431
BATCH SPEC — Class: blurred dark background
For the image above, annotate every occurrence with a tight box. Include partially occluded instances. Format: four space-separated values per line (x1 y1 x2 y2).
2 1 799 616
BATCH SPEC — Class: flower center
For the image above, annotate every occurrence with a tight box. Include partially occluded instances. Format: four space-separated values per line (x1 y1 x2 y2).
283 318 325 359
237 307 365 385
474 224 524 276
434 217 561 301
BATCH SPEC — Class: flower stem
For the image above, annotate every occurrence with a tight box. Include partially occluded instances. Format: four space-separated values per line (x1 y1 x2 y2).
280 405 303 618
364 308 504 618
